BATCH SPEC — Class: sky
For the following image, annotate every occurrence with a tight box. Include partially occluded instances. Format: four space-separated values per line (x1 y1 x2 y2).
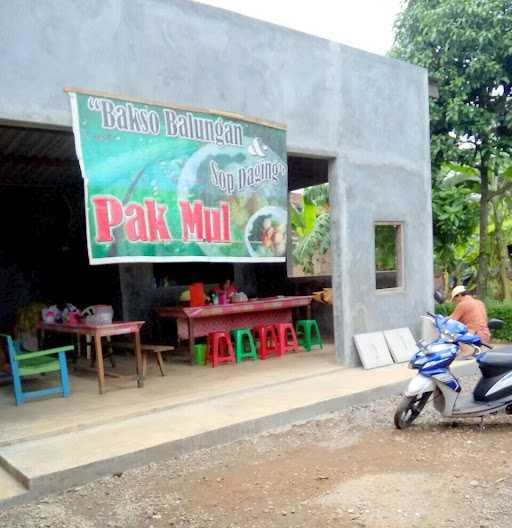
194 0 404 56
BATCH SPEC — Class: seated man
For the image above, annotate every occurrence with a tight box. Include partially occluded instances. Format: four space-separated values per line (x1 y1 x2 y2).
449 285 490 344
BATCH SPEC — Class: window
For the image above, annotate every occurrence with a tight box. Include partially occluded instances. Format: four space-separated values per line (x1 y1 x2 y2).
288 183 331 278
375 223 403 290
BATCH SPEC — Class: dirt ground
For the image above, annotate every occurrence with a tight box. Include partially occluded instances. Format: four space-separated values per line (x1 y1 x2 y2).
1 379 512 528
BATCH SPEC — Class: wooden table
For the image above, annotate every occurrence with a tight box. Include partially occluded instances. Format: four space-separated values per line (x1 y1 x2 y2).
155 296 313 362
37 321 145 394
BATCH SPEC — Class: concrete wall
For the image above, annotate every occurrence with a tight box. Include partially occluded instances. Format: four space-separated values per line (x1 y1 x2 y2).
331 49 434 365
0 0 433 365
0 0 341 154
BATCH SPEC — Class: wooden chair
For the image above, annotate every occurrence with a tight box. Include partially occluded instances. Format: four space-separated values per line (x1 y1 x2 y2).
1 334 73 405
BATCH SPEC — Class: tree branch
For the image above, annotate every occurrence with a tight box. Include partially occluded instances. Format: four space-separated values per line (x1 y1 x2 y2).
488 181 512 200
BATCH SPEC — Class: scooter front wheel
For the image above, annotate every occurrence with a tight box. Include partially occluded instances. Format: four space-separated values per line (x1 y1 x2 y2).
394 392 432 430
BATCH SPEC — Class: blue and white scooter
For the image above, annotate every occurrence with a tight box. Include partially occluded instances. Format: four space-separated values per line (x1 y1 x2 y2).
394 313 512 429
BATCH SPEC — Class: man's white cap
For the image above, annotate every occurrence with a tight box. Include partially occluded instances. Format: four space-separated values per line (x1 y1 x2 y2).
451 285 466 301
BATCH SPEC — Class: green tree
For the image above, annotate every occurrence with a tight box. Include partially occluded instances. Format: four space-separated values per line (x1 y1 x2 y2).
290 184 330 275
431 167 480 286
392 0 512 299
442 159 512 298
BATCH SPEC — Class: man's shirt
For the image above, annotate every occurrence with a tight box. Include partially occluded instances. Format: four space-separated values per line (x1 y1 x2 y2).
450 295 490 342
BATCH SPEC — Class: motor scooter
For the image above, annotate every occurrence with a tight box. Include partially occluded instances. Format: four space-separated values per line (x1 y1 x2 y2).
394 313 512 429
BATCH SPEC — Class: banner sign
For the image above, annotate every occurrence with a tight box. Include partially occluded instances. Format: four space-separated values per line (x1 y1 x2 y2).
67 89 288 264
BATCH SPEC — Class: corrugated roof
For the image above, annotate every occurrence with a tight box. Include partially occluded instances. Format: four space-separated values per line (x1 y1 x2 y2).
0 125 81 187
0 125 328 189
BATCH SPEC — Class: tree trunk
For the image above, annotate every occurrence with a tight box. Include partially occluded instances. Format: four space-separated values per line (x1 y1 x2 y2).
477 164 489 299
492 200 512 300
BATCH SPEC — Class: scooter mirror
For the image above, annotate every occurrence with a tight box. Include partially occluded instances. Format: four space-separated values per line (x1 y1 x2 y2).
488 319 504 330
434 290 445 304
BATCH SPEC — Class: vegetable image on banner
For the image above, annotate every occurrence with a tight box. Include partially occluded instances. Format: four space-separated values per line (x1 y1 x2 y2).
67 89 288 264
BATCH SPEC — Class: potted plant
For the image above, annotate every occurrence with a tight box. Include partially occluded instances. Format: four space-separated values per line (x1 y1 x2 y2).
14 302 46 351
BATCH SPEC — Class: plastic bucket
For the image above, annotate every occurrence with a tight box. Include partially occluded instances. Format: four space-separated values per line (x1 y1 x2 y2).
195 344 207 365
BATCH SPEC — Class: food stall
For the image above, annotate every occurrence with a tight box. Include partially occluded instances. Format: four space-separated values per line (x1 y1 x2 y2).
62 89 324 368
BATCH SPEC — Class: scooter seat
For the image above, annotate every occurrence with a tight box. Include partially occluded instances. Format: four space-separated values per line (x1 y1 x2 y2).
478 350 512 368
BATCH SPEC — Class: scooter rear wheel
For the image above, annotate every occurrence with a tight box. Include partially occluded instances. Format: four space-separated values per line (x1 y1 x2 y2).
394 392 432 429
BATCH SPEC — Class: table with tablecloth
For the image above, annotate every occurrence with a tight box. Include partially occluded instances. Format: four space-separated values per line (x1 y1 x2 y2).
155 296 313 362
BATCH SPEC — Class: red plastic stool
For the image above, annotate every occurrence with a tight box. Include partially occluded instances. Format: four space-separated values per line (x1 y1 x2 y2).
252 324 282 359
206 331 235 367
275 323 300 354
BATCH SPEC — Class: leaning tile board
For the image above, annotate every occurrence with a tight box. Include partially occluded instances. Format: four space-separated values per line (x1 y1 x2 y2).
353 332 394 369
383 327 417 363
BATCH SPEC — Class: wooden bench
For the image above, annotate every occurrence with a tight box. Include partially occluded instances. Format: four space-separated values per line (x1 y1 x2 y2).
109 342 174 377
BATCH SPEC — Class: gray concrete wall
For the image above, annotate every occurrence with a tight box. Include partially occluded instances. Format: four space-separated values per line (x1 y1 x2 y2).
333 48 434 365
0 0 433 365
0 0 341 154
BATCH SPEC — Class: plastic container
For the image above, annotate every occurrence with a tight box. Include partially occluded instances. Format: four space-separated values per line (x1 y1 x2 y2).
84 305 113 325
66 312 81 325
189 283 205 307
231 292 248 303
41 309 56 324
194 344 207 365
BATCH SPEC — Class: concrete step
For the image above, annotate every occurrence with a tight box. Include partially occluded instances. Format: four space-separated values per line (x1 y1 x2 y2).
0 361 477 510
0 365 418 502
0 465 27 505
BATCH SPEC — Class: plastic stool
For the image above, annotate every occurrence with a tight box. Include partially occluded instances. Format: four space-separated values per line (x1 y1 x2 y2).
230 328 258 363
252 325 282 359
206 332 235 368
275 323 300 354
296 319 323 351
